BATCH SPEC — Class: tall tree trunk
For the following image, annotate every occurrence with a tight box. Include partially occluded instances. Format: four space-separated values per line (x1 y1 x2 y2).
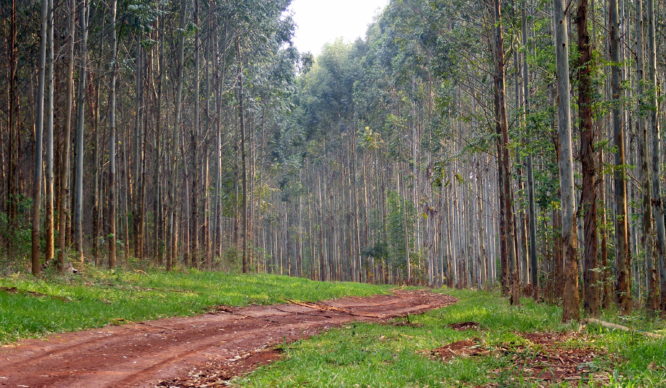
154 12 164 266
31 0 49 275
58 0 76 271
237 39 248 273
214 40 223 263
646 0 666 311
74 0 88 264
170 0 187 270
633 0 655 311
599 147 612 308
521 2 539 297
133 46 144 259
489 0 519 305
92 75 101 265
576 0 600 316
7 0 19 257
44 0 55 264
553 0 580 322
191 0 200 267
609 0 632 313
108 0 118 268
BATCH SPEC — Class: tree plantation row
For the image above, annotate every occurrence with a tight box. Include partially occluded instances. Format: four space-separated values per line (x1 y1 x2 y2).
2 0 666 321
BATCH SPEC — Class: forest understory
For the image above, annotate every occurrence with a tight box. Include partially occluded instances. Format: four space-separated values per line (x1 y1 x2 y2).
4 0 666 321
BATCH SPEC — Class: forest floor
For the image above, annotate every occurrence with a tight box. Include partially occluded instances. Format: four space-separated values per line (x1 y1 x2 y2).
2 271 666 387
238 289 666 387
0 288 454 387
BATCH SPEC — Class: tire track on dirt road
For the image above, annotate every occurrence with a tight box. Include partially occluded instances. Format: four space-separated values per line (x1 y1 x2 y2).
0 290 456 387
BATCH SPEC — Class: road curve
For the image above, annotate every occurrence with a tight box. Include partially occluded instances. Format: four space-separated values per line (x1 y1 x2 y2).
0 290 456 388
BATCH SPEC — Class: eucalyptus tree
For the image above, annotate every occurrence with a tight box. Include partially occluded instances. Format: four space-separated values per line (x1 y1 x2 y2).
108 0 118 268
631 0 658 312
575 0 600 316
236 37 248 272
646 0 666 310
609 0 632 314
74 0 89 264
5 0 19 258
58 0 77 272
44 0 55 265
31 0 48 275
553 0 580 321
487 0 519 304
521 0 538 297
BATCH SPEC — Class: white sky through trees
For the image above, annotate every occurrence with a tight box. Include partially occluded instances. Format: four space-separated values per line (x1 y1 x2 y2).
289 0 389 56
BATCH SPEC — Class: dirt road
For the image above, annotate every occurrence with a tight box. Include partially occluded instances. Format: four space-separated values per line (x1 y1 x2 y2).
0 290 456 387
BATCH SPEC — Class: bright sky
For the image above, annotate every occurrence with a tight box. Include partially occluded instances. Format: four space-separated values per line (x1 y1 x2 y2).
289 0 390 56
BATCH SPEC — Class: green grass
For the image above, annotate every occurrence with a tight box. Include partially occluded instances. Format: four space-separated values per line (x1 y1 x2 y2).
0 268 389 344
237 289 666 387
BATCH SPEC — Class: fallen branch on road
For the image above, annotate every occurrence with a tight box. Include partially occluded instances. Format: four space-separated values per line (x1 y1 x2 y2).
286 299 385 319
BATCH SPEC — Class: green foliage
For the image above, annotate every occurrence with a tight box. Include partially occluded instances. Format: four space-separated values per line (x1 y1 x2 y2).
361 241 389 261
386 191 415 271
0 195 37 263
299 39 359 140
219 248 242 273
358 126 384 151
118 0 164 36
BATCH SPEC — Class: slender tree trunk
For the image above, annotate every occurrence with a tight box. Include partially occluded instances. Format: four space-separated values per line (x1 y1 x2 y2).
576 0 600 316
633 0 654 311
58 0 76 271
92 74 101 265
599 147 612 308
154 13 164 266
609 0 632 313
7 0 19 257
646 0 666 311
170 0 187 270
190 0 200 267
237 39 248 273
521 2 539 297
489 0 519 305
74 0 88 264
133 46 145 259
108 0 118 268
31 0 49 275
214 46 223 263
44 0 55 264
554 0 580 321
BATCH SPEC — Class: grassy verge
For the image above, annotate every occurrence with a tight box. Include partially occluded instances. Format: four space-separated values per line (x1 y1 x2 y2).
237 289 666 387
0 268 389 344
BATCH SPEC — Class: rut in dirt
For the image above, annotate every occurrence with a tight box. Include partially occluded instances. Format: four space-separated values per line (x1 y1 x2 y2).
0 290 456 388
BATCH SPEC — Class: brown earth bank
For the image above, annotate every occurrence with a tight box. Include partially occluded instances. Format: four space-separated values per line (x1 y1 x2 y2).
0 290 456 388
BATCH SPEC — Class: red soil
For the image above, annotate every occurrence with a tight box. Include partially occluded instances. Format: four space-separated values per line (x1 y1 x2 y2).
0 290 456 387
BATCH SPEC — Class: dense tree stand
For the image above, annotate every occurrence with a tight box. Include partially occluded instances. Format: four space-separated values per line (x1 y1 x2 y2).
2 0 666 322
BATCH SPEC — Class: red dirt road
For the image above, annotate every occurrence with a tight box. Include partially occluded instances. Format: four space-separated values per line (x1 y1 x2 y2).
0 290 456 388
